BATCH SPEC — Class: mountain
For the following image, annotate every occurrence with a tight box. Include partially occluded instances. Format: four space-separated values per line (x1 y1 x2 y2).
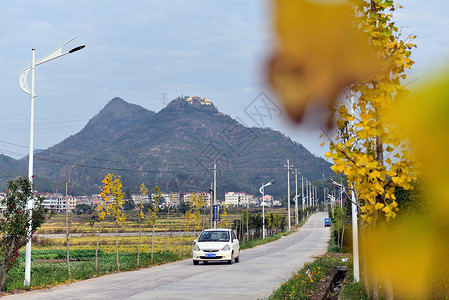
1 96 332 198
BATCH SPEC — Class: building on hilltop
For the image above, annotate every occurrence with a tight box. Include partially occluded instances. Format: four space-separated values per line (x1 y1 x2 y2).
184 96 212 106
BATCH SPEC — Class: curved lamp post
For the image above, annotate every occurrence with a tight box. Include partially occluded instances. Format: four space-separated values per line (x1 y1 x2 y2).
259 180 274 239
19 36 85 285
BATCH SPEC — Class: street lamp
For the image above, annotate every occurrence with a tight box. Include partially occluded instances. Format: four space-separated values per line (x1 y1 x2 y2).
259 180 274 239
19 36 85 286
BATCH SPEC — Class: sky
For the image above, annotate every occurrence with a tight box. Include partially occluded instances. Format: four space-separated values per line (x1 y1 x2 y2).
0 0 448 161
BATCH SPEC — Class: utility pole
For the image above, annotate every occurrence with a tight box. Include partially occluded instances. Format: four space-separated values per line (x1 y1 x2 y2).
285 159 292 231
306 180 310 208
295 169 298 225
322 174 325 210
210 181 213 228
213 162 217 229
309 182 313 208
301 176 304 214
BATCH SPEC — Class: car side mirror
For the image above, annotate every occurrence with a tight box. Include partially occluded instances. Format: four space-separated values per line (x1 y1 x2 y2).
193 239 198 244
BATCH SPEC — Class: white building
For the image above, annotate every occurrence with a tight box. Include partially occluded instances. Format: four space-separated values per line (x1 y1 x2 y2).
162 193 180 207
225 192 249 207
132 194 150 205
183 192 211 207
41 193 76 212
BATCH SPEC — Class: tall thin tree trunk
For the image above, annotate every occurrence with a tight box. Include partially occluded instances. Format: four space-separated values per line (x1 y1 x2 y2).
372 273 379 300
360 221 370 298
337 220 341 250
164 207 169 254
151 224 155 261
137 220 142 267
115 222 120 272
0 245 9 289
340 223 345 253
95 220 102 274
0 238 15 291
246 213 249 242
65 180 71 280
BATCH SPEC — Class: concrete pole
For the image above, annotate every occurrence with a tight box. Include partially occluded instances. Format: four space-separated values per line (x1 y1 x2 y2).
262 188 265 239
350 92 360 282
24 48 36 286
210 182 213 228
213 162 217 229
294 169 298 225
286 159 291 231
301 176 304 216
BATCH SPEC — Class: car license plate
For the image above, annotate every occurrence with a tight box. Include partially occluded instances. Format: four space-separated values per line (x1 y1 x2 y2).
205 253 216 258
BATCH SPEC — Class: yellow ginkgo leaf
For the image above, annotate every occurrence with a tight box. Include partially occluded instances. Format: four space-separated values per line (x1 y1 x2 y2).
268 0 384 126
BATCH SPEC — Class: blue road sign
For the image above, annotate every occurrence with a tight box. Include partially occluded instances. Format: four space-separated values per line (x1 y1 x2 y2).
213 205 220 221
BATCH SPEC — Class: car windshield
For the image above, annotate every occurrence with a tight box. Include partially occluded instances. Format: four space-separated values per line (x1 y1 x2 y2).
198 231 230 242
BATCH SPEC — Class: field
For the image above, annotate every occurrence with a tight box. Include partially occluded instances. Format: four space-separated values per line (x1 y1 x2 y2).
33 207 291 254
0 207 294 293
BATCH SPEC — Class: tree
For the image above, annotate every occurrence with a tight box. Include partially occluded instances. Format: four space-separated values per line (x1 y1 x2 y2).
189 193 205 233
98 173 125 272
217 204 229 228
123 200 135 211
331 205 346 252
74 204 93 215
164 194 175 254
148 184 161 261
325 0 418 225
323 0 418 298
241 209 249 242
64 164 75 281
0 177 51 291
180 206 194 257
137 182 148 267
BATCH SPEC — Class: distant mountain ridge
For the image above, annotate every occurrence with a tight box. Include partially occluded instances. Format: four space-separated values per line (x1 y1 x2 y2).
0 96 332 198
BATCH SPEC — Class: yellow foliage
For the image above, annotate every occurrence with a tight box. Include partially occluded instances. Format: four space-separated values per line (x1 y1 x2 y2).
218 204 229 228
366 219 433 298
98 173 126 225
385 69 449 297
267 0 383 125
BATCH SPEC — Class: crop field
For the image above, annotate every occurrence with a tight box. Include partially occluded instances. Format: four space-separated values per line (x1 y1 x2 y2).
2 207 292 293
34 212 218 256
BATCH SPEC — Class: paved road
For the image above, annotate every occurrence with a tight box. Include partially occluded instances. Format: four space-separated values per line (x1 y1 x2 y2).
5 212 330 300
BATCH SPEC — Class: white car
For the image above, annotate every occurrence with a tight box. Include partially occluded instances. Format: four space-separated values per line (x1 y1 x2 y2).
192 228 240 265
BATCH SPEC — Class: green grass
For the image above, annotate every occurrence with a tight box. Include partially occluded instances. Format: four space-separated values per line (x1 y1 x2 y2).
339 281 369 299
268 253 352 299
3 250 179 293
3 210 307 294
3 231 289 294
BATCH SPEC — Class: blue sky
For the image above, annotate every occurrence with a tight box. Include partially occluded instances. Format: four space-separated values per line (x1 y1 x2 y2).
0 0 447 160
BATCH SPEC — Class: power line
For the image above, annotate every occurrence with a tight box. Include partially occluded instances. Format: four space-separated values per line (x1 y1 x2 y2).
0 140 183 166
34 156 208 174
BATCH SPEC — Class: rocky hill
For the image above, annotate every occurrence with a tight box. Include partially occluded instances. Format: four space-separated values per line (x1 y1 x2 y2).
0 96 332 198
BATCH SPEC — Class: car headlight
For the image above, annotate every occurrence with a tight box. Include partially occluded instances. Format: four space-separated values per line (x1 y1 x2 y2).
221 244 230 251
194 244 200 251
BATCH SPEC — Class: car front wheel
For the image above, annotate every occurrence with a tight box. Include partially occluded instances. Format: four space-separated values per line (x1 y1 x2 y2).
193 260 199 265
235 255 239 263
